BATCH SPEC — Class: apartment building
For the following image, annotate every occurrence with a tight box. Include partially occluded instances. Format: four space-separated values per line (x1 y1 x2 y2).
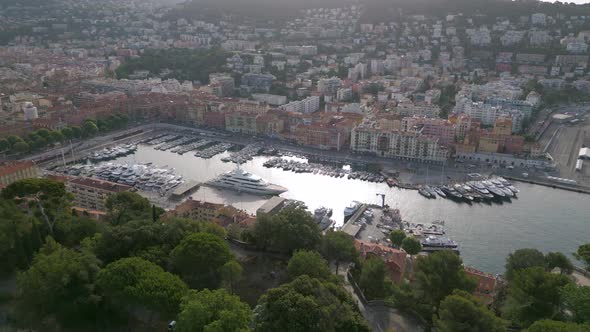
225 111 259 135
165 199 249 227
67 176 131 212
281 96 320 114
351 123 448 162
0 161 39 187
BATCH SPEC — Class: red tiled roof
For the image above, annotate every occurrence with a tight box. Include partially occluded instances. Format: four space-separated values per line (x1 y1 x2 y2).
0 161 35 177
69 176 131 193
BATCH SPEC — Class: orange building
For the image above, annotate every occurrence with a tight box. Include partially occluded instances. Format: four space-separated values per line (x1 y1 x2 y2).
355 240 407 284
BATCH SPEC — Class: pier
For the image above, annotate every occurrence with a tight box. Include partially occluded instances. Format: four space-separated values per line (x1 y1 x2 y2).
341 204 368 238
170 180 201 200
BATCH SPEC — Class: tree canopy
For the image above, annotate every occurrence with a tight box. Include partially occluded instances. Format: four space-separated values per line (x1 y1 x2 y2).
115 48 228 83
287 250 332 281
574 244 590 271
321 230 358 274
254 275 370 332
434 290 507 332
97 257 188 322
525 320 590 332
105 191 155 225
389 230 406 248
502 267 572 328
561 284 590 324
15 238 101 330
359 256 389 300
401 236 422 255
505 248 546 280
170 232 233 289
252 207 321 254
176 288 252 332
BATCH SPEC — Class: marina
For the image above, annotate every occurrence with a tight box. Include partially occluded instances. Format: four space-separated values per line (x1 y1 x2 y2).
51 135 590 274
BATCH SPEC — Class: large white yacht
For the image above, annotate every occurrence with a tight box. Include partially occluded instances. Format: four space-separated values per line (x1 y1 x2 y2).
206 165 287 195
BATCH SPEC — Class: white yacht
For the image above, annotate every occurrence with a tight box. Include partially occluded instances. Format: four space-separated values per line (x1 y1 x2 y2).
206 165 287 195
343 201 361 221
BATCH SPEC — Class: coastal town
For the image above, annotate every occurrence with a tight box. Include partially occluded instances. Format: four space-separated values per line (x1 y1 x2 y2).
1 0 590 331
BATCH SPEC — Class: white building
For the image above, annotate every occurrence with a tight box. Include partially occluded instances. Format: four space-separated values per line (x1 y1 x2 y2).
252 93 288 106
23 102 38 120
281 96 320 113
317 77 342 96
531 13 547 26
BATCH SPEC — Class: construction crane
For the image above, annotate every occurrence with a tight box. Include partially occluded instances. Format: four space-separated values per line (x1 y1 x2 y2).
376 193 386 208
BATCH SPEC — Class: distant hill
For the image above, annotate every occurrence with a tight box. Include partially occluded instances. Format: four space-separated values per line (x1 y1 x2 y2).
169 0 358 21
361 0 590 22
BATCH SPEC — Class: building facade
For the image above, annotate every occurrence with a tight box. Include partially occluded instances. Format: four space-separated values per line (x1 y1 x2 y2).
67 176 131 212
0 161 39 187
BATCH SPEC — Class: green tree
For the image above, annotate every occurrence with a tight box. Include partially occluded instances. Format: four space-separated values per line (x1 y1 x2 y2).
36 128 50 139
92 218 225 266
288 250 332 281
12 141 29 153
61 127 73 140
170 232 233 289
252 207 321 254
2 178 71 236
320 230 358 274
502 267 572 328
15 238 101 330
389 230 406 248
49 130 65 143
561 284 590 324
434 290 507 332
82 120 99 137
176 288 252 332
505 248 546 280
574 244 590 271
53 214 99 248
98 257 188 325
401 236 422 255
105 191 152 225
6 134 23 146
0 138 9 152
359 256 388 300
414 251 477 315
220 260 243 295
254 275 370 332
525 320 590 332
70 126 82 138
0 199 39 273
545 252 574 275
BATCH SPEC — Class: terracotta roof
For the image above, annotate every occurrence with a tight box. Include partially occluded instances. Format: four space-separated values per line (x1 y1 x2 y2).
69 176 131 193
0 161 35 177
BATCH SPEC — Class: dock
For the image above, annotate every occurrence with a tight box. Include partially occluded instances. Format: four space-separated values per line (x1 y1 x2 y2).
341 204 368 238
170 180 200 200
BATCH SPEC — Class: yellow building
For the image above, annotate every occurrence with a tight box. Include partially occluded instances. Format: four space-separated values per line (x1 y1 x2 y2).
67 176 131 212
478 134 500 153
493 117 512 136
0 161 39 187
165 199 250 227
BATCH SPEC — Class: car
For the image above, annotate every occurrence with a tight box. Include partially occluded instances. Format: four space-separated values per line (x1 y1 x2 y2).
507 165 514 170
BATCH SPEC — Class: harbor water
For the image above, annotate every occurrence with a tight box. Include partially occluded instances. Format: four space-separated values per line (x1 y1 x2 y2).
112 145 590 274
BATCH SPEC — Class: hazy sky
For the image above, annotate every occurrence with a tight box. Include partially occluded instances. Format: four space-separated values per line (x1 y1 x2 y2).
541 0 590 3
